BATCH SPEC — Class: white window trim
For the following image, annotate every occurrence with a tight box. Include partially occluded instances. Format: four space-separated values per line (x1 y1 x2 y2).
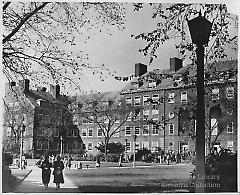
126 97 132 106
88 142 93 151
143 95 150 105
227 122 233 133
125 126 132 136
126 142 131 152
134 96 141 106
152 125 158 135
169 124 174 135
168 92 175 103
212 88 220 100
97 128 102 137
181 91 188 103
134 126 140 135
142 125 149 135
82 129 87 137
88 128 93 137
226 87 234 99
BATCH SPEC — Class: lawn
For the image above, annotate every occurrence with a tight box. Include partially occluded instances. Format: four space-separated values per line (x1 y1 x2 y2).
64 164 195 193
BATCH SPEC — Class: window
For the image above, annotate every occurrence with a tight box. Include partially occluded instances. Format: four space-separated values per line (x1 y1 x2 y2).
135 126 140 135
151 141 158 152
152 109 159 120
143 95 150 105
152 94 159 105
181 91 187 103
88 128 93 137
126 142 131 152
125 126 132 136
134 110 140 121
142 125 149 135
226 87 234 99
169 142 174 150
88 142 93 150
67 143 72 151
142 142 149 150
152 125 158 135
36 141 42 150
212 88 219 100
135 142 140 151
211 118 218 136
168 92 175 103
143 109 150 120
227 141 234 152
82 129 87 137
169 112 175 119
134 96 141 106
127 112 132 121
227 122 233 133
169 124 174 135
97 128 102 137
148 81 156 88
125 97 132 106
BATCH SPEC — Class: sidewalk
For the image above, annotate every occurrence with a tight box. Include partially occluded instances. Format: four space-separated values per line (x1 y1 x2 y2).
13 166 79 193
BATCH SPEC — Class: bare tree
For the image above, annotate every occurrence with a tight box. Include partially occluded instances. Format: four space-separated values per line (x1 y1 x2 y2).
132 3 237 64
71 93 140 160
3 2 125 91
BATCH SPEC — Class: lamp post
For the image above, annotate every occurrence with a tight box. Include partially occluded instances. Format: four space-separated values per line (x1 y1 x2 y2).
188 12 212 193
125 138 128 162
60 136 63 157
20 124 26 169
132 135 137 168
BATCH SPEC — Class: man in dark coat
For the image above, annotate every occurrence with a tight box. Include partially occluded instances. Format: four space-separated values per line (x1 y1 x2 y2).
53 155 64 190
40 155 52 189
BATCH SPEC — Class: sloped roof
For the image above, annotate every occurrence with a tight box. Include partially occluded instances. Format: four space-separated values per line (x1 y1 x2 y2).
121 59 237 93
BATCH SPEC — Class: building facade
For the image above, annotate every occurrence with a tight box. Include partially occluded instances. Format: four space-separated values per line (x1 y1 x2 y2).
76 58 237 157
3 79 83 157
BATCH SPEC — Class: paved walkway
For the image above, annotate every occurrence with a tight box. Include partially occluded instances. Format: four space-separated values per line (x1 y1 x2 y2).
13 166 79 193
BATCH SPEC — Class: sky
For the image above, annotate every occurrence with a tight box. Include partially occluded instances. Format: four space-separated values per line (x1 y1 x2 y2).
76 1 239 93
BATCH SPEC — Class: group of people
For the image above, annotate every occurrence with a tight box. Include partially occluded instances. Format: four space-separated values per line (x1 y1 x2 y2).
38 155 65 190
160 150 195 164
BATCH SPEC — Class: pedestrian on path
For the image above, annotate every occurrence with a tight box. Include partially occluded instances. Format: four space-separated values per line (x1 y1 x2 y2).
53 155 64 190
40 155 52 190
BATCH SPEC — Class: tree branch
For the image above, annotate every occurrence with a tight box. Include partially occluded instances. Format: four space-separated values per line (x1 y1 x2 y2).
3 2 49 44
3 2 11 11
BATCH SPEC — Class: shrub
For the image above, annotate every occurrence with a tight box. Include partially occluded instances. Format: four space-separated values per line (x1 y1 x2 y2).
190 148 237 192
2 152 13 166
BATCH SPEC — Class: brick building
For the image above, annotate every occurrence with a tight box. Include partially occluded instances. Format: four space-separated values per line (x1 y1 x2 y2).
3 79 83 157
120 58 237 155
75 58 237 157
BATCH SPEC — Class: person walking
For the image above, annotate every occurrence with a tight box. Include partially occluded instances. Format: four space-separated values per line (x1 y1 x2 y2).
53 155 64 190
40 155 52 190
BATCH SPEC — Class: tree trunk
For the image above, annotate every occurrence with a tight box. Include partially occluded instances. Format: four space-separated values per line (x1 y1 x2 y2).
104 138 109 162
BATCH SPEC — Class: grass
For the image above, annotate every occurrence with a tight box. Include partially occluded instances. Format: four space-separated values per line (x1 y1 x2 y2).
65 164 194 193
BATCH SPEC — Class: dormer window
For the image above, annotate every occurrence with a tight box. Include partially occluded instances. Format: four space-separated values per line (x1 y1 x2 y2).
148 81 156 88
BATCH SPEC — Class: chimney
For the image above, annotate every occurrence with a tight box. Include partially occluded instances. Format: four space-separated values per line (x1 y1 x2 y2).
19 79 30 93
135 63 147 77
170 57 183 72
41 87 47 92
50 84 60 98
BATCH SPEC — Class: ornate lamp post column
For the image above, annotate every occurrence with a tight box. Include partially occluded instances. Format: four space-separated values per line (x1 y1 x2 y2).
125 138 128 162
60 135 63 157
20 124 26 169
188 12 212 193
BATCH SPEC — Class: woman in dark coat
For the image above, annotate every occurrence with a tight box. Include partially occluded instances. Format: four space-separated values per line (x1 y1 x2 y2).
40 156 52 189
53 155 64 189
